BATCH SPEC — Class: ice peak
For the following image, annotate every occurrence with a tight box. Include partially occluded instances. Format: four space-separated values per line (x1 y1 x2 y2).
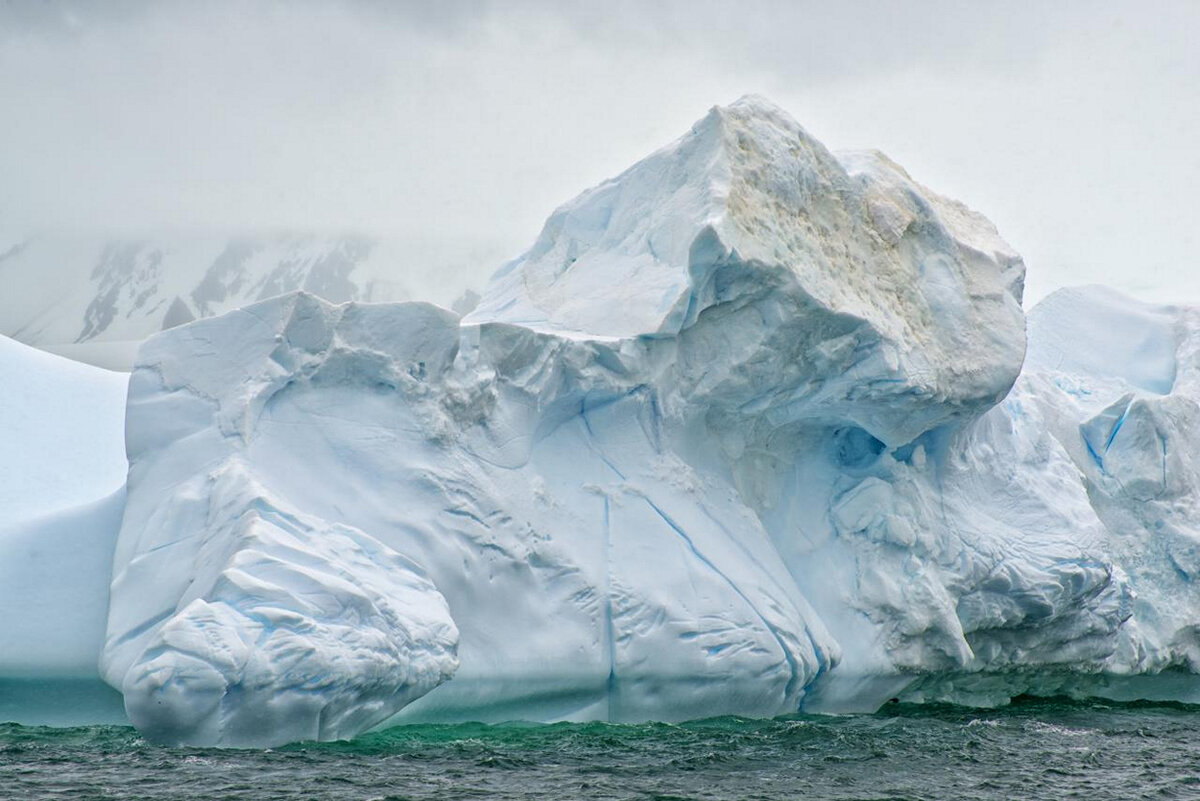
469 96 1025 445
466 96 837 338
470 94 1020 336
706 93 816 135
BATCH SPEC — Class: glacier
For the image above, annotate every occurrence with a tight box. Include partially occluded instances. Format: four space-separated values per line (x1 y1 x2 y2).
3 96 1200 746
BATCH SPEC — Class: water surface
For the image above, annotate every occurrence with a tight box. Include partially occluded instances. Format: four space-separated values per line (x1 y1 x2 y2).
2 697 1197 800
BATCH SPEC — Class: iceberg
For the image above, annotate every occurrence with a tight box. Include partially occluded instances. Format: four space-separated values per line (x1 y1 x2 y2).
4 96 1199 746
0 336 129 724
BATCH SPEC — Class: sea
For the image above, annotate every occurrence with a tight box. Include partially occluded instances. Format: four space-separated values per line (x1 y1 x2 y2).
2 697 1197 800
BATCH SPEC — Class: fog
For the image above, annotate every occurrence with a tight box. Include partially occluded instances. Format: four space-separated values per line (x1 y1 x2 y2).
2 0 1197 303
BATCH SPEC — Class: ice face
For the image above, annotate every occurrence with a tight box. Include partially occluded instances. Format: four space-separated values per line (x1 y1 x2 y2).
1023 288 1200 677
882 286 1200 708
0 336 128 523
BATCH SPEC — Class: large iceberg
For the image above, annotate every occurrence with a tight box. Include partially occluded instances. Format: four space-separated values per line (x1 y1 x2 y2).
4 96 1199 746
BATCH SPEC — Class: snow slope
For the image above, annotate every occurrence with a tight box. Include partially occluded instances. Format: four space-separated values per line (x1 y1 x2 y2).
0 336 127 522
0 337 127 691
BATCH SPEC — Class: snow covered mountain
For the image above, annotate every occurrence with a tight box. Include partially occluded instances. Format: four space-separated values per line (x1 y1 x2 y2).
0 232 487 369
3 96 1199 746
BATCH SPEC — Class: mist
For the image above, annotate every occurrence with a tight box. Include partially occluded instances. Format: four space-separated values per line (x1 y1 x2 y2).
2 0 1197 303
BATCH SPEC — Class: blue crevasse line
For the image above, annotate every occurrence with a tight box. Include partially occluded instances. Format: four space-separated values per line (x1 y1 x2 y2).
1084 437 1105 472
637 495 805 704
645 392 664 453
1105 400 1133 452
581 397 622 720
579 399 629 481
581 394 804 704
805 629 829 685
1166 549 1191 583
602 494 617 721
1161 434 1168 490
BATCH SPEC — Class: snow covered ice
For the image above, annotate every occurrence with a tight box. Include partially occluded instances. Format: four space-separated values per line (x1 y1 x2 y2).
4 96 1200 746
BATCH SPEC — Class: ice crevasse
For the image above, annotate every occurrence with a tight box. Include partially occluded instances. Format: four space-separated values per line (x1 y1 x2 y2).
7 95 1197 746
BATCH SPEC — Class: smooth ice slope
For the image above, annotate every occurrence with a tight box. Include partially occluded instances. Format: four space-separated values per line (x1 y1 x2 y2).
1027 284 1178 394
0 336 127 522
97 97 1200 747
0 336 128 718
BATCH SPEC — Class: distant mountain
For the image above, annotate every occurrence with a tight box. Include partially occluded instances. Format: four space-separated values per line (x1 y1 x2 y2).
0 231 488 368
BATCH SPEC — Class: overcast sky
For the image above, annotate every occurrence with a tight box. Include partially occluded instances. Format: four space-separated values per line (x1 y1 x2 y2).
1 0 1197 305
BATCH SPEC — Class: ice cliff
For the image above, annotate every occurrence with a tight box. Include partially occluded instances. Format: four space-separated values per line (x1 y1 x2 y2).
4 96 1198 746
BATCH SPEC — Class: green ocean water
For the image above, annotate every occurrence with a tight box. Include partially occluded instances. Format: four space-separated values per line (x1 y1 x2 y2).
2 697 1198 800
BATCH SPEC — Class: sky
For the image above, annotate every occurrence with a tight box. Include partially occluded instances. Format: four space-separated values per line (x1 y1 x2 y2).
1 0 1197 306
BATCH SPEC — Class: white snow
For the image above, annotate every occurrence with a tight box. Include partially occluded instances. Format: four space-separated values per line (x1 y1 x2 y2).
1027 284 1179 395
